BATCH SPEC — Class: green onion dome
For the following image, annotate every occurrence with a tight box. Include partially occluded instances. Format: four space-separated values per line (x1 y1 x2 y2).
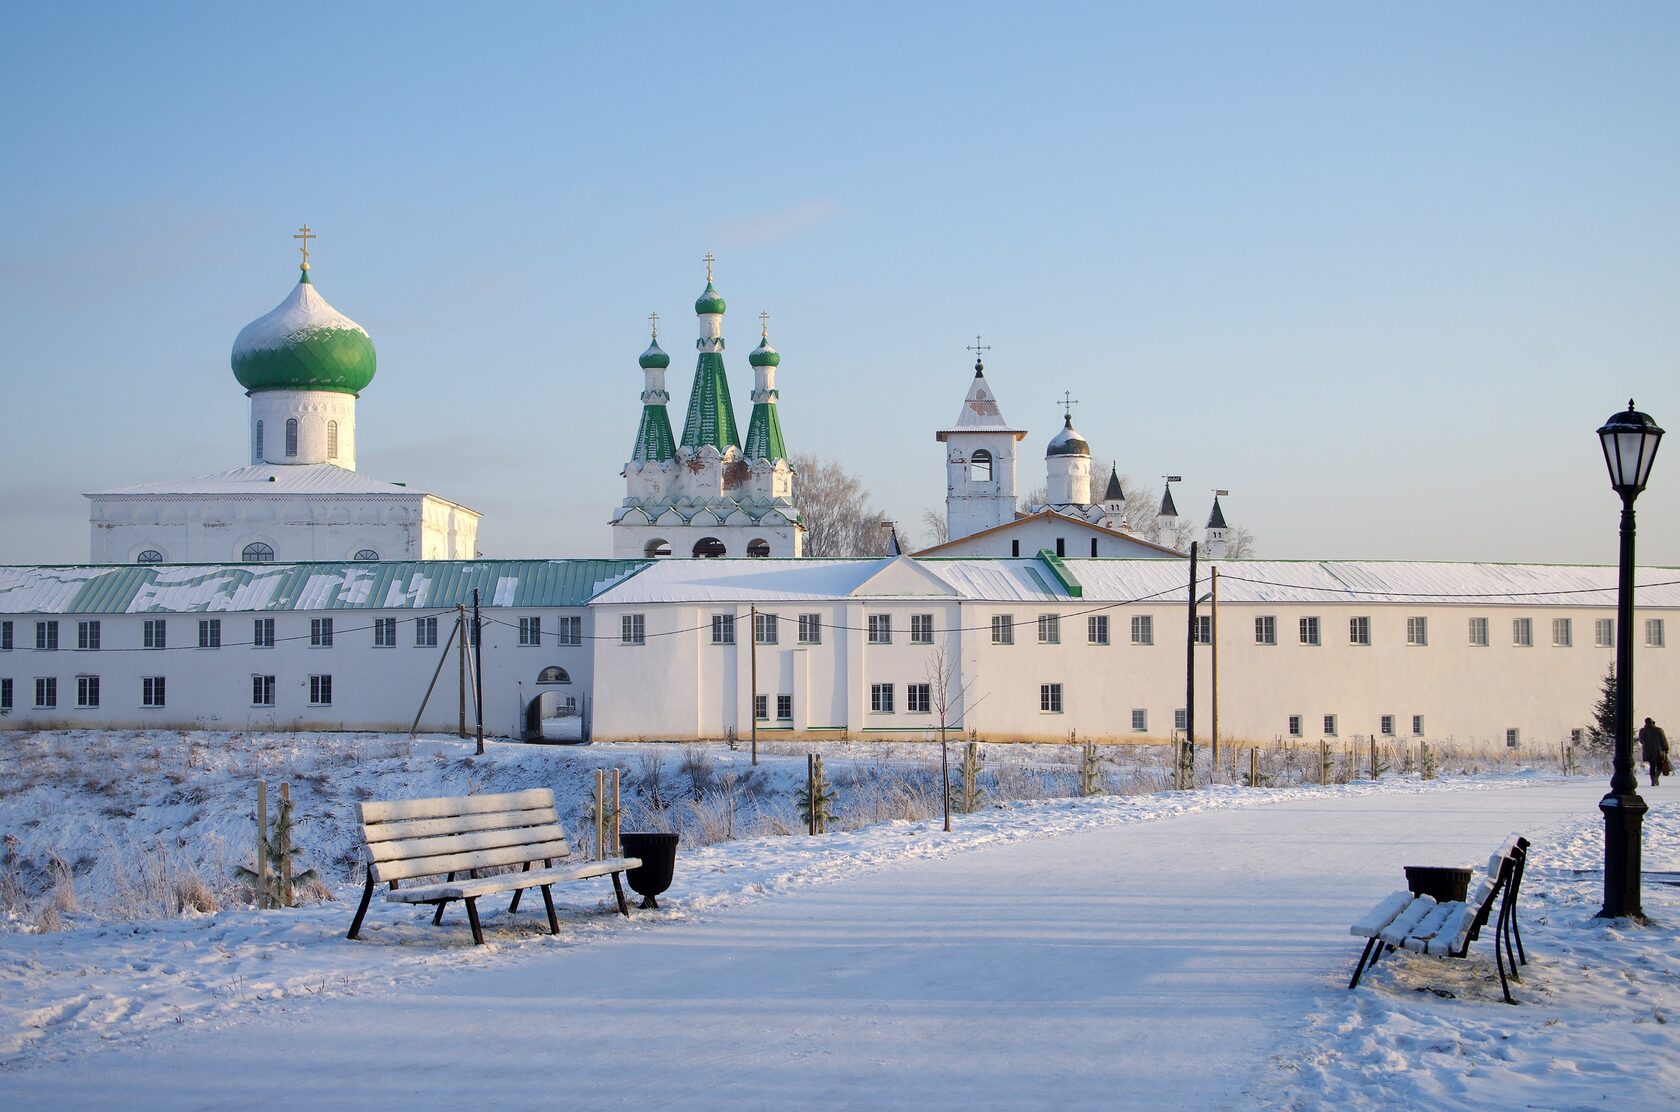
694 281 727 316
748 338 780 367
231 273 376 396
639 338 670 369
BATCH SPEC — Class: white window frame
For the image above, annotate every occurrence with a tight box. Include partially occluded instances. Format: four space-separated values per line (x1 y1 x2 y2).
1595 618 1614 647
253 674 276 706
415 616 437 648
1380 714 1395 736
1349 616 1371 646
1040 683 1063 713
1412 714 1425 736
518 616 542 647
992 615 1014 645
867 614 892 644
142 676 166 708
910 614 934 645
254 617 275 648
755 613 778 645
1513 617 1533 647
1552 617 1572 648
1287 714 1303 738
1469 616 1489 646
76 674 99 708
1038 615 1061 645
1195 615 1212 645
35 620 59 651
311 617 334 647
1647 618 1666 648
798 613 822 645
1299 617 1320 646
77 620 101 651
622 614 646 646
711 614 736 645
1254 616 1276 646
35 676 57 708
374 617 397 648
1132 615 1153 646
557 615 582 645
143 619 165 650
1406 616 1427 646
1130 708 1147 732
309 674 333 706
776 694 793 721
1089 615 1110 645
199 619 221 649
870 683 895 713
1323 714 1338 737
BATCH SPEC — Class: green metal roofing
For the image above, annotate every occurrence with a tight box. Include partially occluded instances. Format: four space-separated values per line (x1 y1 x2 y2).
678 350 741 452
748 341 780 367
1036 550 1084 598
633 404 677 462
743 401 787 462
639 339 671 369
0 560 649 615
694 281 727 315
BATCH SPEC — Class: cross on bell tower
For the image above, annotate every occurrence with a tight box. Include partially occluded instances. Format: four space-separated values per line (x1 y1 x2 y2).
967 335 991 373
293 224 316 271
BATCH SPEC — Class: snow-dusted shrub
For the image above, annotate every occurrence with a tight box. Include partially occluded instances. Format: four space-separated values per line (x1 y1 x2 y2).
680 747 716 797
46 852 77 914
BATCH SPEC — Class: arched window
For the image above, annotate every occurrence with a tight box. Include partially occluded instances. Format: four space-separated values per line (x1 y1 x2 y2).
254 421 264 460
971 449 993 483
353 548 379 561
327 420 339 460
285 419 298 457
537 666 571 684
136 549 163 564
644 538 671 558
242 542 275 563
746 539 771 557
692 537 727 558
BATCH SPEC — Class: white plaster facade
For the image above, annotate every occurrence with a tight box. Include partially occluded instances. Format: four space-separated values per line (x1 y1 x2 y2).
249 389 358 468
918 510 1183 560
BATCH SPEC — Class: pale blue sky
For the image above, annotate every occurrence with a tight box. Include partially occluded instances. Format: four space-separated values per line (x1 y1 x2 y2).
3 2 1677 565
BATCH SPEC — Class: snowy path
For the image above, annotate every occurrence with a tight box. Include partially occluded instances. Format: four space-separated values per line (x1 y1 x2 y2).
0 780 1611 1110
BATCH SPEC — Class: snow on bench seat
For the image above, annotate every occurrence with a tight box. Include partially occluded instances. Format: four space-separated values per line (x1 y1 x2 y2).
387 857 642 904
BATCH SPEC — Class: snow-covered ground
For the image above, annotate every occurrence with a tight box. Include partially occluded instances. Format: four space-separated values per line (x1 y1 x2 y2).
0 731 1674 1108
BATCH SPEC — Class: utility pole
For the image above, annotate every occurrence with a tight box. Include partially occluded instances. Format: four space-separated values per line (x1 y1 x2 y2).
749 605 759 766
472 588 485 756
1184 541 1198 783
457 604 468 738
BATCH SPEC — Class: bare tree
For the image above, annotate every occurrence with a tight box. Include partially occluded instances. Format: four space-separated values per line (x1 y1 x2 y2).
919 508 948 548
925 644 984 832
1221 526 1258 559
790 453 892 557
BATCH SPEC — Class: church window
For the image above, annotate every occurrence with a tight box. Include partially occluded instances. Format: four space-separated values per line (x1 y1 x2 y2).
242 542 275 563
311 618 334 647
415 617 438 647
143 676 167 708
557 616 581 645
970 450 992 483
77 621 100 651
867 614 892 644
692 537 726 558
354 549 379 562
308 674 332 706
254 421 264 459
711 614 735 645
622 614 646 645
77 675 99 708
754 613 778 645
143 619 165 649
254 618 275 648
518 617 542 646
327 421 339 460
136 550 163 564
644 539 671 558
198 619 221 649
911 614 934 644
798 614 822 644
746 539 771 558
537 666 570 684
285 419 298 457
35 621 58 650
1132 615 1153 645
991 615 1014 645
374 618 397 647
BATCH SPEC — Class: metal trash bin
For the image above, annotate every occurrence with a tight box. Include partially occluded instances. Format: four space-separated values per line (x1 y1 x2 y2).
1404 865 1473 903
620 832 679 909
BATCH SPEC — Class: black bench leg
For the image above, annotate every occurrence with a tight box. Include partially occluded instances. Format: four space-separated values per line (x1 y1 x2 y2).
346 868 376 940
510 861 533 914
1509 907 1526 966
612 871 630 917
465 896 485 945
1348 937 1380 989
541 884 559 934
432 899 449 926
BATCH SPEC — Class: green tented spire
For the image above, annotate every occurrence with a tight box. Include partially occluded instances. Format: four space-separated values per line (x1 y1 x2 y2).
678 260 742 453
633 323 677 462
744 322 787 461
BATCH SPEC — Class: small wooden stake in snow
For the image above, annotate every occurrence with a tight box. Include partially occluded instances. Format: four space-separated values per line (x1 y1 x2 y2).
1250 746 1259 787
807 753 817 836
255 780 269 910
594 769 605 860
612 768 621 857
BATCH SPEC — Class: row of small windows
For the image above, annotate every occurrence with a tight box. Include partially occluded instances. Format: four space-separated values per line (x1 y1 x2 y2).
1286 713 1428 738
643 538 775 559
254 419 339 461
864 681 1065 715
136 545 380 565
2 616 577 652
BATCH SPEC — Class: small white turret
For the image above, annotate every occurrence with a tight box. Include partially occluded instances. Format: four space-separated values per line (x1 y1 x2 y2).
1204 493 1230 558
1045 415 1092 507
1098 466 1127 531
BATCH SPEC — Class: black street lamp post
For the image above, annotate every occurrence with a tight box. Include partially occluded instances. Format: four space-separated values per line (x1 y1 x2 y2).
1596 400 1663 920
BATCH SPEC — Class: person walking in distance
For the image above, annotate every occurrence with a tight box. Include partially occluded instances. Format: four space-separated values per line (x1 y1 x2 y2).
1638 717 1670 786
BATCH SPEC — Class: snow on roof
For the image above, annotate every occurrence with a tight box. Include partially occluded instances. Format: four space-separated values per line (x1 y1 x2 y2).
0 561 647 615
86 463 471 505
592 559 890 605
934 372 1027 441
231 278 368 356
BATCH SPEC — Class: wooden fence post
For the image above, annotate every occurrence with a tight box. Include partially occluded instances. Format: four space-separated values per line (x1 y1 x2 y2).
1249 746 1259 786
279 782 293 909
255 780 269 910
612 768 621 857
594 769 605 860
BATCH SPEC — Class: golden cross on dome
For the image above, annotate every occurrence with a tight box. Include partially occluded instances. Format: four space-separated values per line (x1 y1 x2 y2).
759 310 770 339
293 224 316 271
703 252 716 282
1059 391 1080 419
649 311 660 340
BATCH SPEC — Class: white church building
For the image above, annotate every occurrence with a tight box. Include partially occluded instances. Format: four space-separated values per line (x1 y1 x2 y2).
85 230 479 565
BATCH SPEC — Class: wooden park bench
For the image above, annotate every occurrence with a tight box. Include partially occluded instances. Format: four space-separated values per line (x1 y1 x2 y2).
346 788 641 945
1347 834 1529 1003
